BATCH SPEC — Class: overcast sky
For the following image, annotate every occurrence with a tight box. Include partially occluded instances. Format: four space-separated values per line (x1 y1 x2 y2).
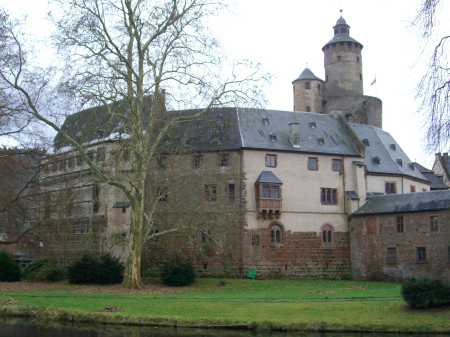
2 0 449 168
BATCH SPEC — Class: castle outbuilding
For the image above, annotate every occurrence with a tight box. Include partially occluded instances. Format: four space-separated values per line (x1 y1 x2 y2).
293 13 382 129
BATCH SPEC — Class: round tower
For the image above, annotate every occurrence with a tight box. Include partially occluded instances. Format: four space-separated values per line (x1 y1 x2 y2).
292 68 324 113
323 14 363 96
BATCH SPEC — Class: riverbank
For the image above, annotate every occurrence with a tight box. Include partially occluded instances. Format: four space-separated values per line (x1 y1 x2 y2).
1 279 449 333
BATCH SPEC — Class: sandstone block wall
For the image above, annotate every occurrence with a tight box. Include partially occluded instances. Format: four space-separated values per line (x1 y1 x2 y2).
324 95 382 129
244 228 350 279
349 210 450 281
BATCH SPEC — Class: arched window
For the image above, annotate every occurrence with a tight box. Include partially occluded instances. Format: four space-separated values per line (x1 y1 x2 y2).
270 224 283 243
321 224 334 243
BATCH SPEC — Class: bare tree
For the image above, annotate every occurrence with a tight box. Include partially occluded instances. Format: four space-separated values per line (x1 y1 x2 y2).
412 0 450 151
0 0 268 289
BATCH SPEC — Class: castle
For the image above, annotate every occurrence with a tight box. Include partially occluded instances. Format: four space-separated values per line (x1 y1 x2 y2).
28 14 450 280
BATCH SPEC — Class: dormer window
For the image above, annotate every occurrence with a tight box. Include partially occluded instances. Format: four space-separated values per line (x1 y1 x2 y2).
309 122 317 129
318 138 325 145
263 117 269 124
362 139 370 146
390 144 396 151
396 159 403 167
270 134 277 141
373 157 380 164
409 163 415 170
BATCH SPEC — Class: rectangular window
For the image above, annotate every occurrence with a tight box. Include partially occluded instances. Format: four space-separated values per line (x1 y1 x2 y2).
417 247 427 262
157 186 168 202
219 154 229 167
68 158 74 168
321 188 337 205
332 159 342 172
205 184 217 201
387 247 397 263
52 162 57 171
385 182 396 194
76 156 82 166
92 184 100 213
87 151 95 162
430 215 438 231
305 82 310 89
97 148 105 161
59 159 66 170
157 156 167 169
193 155 202 168
308 157 318 170
266 154 276 168
410 185 416 193
262 185 279 198
396 216 404 233
228 184 236 202
252 234 260 246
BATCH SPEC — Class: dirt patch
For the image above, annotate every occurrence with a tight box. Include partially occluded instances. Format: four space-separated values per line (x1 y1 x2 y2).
0 299 18 305
401 304 450 312
99 306 123 312
302 291 335 294
345 286 362 289
0 281 179 295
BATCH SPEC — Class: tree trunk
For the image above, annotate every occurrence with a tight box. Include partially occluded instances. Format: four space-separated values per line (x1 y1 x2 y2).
122 229 143 289
122 195 144 290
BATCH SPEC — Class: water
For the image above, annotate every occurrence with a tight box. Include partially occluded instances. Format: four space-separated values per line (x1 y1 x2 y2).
0 318 443 337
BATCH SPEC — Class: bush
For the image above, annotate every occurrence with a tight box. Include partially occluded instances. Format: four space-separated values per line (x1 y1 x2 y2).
22 257 65 282
0 251 21 282
160 256 196 287
97 253 124 284
401 277 450 308
68 253 124 284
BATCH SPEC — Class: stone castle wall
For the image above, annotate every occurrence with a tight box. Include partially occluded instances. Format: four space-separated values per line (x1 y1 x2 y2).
324 95 382 129
349 210 450 281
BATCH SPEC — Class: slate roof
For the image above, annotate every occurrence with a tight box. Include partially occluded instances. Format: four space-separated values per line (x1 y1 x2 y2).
255 171 283 184
54 96 154 149
293 68 324 83
237 109 360 156
346 191 360 200
113 202 130 208
353 190 450 216
413 162 449 190
350 124 429 182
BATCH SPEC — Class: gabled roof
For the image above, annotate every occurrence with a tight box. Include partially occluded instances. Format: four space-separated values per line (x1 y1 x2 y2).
350 124 429 182
353 190 450 215
255 171 283 184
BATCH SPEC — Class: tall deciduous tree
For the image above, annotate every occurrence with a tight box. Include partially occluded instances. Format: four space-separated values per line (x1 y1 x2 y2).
0 0 268 289
412 0 450 151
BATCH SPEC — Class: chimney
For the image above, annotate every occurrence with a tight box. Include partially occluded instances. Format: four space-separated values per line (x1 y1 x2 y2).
444 152 448 163
436 153 441 162
289 123 300 147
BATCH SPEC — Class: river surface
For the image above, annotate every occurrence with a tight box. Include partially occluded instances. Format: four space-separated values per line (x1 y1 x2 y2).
0 318 443 337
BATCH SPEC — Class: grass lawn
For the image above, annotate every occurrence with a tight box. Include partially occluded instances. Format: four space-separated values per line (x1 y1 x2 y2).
0 278 402 300
1 279 449 332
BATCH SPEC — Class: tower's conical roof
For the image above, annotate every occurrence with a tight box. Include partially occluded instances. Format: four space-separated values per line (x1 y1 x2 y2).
292 68 324 83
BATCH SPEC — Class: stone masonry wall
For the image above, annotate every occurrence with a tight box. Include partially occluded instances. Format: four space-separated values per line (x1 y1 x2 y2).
244 228 350 279
324 95 382 129
350 210 450 281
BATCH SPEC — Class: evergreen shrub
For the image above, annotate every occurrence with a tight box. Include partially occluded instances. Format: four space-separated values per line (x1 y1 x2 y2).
97 253 125 284
22 257 65 282
401 277 450 308
0 251 21 282
68 253 124 284
160 256 196 287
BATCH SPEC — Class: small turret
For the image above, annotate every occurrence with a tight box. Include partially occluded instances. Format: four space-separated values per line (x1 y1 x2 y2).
292 68 324 113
